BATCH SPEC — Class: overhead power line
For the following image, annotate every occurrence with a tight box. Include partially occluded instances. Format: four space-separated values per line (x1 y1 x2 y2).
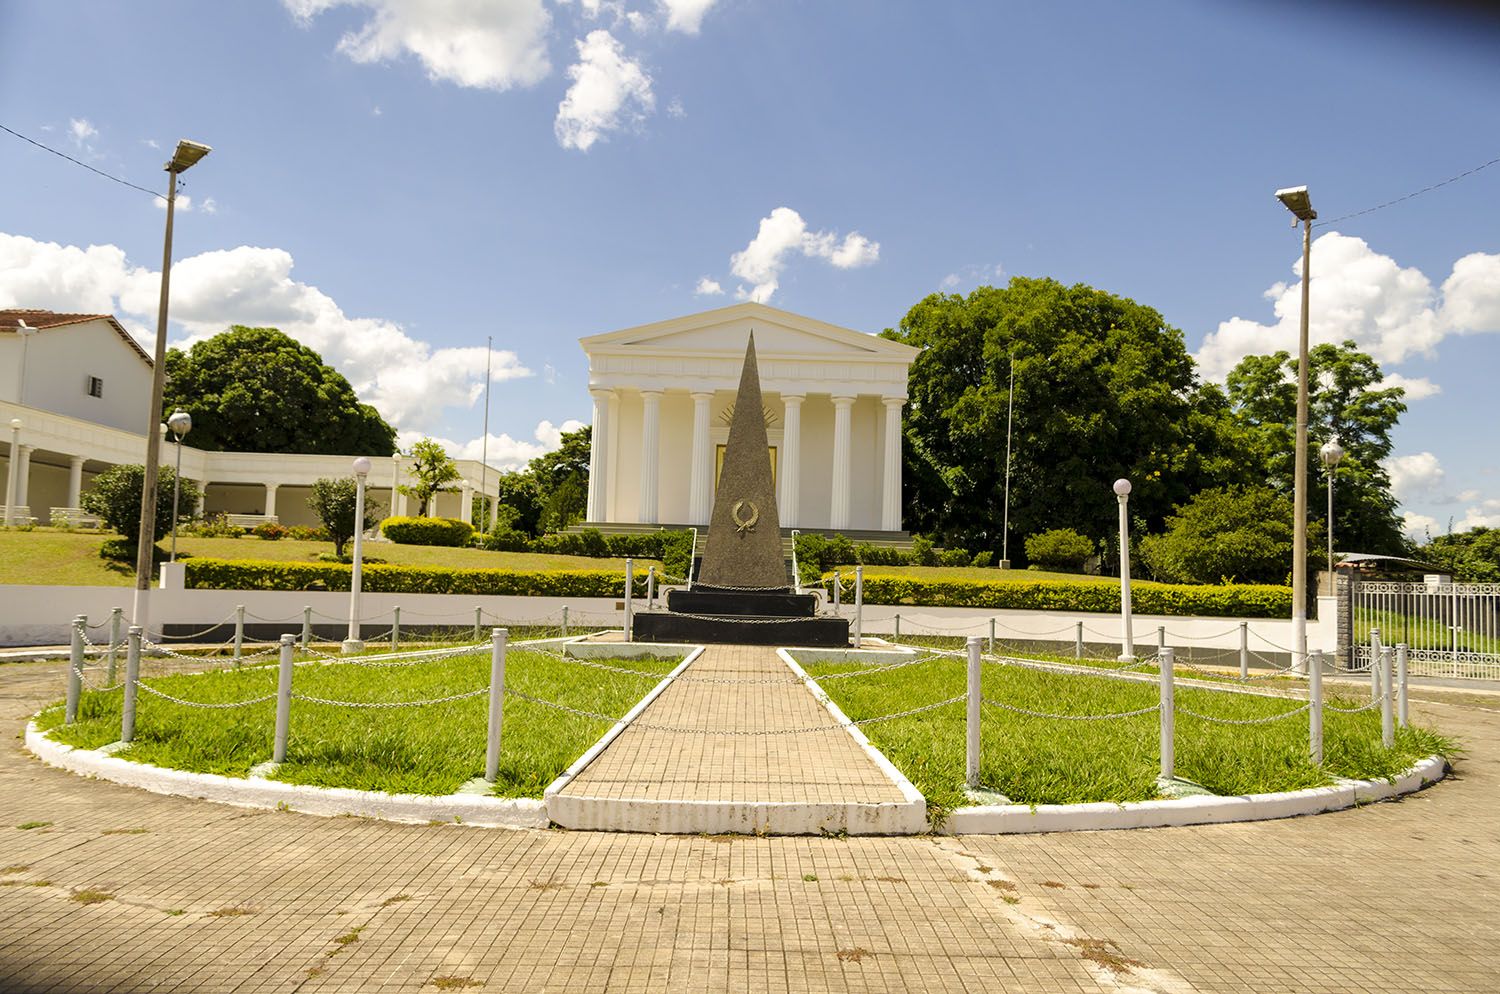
1317 153 1500 227
0 122 162 198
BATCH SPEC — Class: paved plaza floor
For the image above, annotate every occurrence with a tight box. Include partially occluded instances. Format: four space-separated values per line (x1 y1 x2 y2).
2 657 1498 993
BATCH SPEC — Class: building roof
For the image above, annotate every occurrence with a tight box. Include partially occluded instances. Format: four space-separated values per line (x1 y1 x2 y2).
580 301 921 360
0 309 153 366
1337 552 1447 573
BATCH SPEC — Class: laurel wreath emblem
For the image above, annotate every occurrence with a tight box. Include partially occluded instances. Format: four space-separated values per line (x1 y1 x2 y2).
731 499 760 535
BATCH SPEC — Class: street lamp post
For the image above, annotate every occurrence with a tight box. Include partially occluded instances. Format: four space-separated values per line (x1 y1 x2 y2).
4 418 20 528
132 139 212 639
167 409 192 562
1320 437 1344 596
1276 185 1317 674
1114 478 1134 661
1000 349 1015 569
343 456 372 654
14 319 36 405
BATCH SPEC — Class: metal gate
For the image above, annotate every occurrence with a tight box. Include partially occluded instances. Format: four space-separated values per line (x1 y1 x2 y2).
1350 580 1500 680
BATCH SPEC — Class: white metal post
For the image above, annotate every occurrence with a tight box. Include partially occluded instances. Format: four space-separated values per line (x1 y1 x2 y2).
1239 622 1249 679
1157 625 1166 656
343 462 370 654
106 606 123 687
989 617 996 655
1159 646 1175 782
646 566 656 610
233 604 245 666
1309 648 1324 765
1380 645 1395 749
833 570 841 612
121 626 142 743
474 606 482 643
894 613 900 641
301 606 312 652
485 628 508 782
966 636 981 790
273 634 295 764
391 606 400 651
624 558 634 641
561 605 569 638
1396 643 1409 728
854 565 863 648
65 615 85 725
1115 480 1134 660
1369 627 1381 700
1075 621 1084 659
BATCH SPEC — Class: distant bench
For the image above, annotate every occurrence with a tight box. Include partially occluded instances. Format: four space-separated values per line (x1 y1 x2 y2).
223 513 280 529
3 505 37 526
50 507 102 528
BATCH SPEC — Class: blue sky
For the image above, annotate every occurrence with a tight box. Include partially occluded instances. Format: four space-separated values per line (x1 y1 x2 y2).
2 1 1497 537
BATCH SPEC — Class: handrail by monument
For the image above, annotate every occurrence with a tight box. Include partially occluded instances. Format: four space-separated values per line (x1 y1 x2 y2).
687 527 698 589
791 529 801 594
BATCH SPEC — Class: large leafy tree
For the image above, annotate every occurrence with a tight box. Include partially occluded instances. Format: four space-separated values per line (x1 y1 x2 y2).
163 326 396 455
528 426 591 533
1138 486 1322 585
81 464 200 547
1414 527 1500 583
884 278 1256 557
308 477 383 556
399 438 461 516
1226 341 1406 555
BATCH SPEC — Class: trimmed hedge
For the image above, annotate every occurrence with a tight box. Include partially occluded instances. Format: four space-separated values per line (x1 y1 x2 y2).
381 516 474 547
185 558 648 597
832 573 1291 618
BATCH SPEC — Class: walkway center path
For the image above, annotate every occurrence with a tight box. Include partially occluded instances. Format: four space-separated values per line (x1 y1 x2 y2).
551 644 917 832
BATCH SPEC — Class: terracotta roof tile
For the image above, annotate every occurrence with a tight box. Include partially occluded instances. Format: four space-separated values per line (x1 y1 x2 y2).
0 309 153 365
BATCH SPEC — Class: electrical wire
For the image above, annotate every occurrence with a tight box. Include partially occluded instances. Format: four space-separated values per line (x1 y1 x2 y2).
1316 154 1500 227
1 122 164 199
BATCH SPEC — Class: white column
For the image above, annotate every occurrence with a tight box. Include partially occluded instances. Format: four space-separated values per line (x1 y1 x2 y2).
390 455 402 518
15 445 32 508
586 388 614 522
195 481 207 518
460 480 474 524
779 394 804 528
830 396 854 531
67 455 85 509
263 482 279 520
881 398 905 532
638 389 662 524
687 391 714 525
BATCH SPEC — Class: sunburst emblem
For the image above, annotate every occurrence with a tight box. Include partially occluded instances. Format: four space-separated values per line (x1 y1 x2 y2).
731 499 760 536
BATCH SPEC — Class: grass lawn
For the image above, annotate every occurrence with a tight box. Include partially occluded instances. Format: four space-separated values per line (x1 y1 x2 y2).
828 564 1113 584
0 528 656 587
800 651 1451 818
37 647 679 797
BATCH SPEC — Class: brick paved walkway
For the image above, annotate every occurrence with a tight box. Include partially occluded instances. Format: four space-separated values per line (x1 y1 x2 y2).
557 644 907 803
3 659 1498 993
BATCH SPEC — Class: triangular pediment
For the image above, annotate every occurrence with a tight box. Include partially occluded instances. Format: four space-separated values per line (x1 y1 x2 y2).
580 302 919 360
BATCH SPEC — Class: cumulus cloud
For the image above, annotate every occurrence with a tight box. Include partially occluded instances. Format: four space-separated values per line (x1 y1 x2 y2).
1197 233 1500 382
554 30 654 151
694 276 723 296
1379 372 1441 401
283 0 552 91
1400 511 1440 543
1384 452 1446 503
659 0 717 33
666 96 685 118
69 118 98 145
152 193 195 212
727 207 880 303
401 418 588 470
0 231 532 436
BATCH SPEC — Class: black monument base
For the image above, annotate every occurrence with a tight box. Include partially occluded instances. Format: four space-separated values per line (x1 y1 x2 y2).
633 610 850 647
666 587 818 618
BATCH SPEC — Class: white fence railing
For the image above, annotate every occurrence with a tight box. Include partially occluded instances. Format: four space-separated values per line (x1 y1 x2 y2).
1352 580 1500 680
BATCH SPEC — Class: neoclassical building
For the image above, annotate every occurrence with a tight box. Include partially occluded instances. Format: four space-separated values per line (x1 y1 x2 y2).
580 303 918 534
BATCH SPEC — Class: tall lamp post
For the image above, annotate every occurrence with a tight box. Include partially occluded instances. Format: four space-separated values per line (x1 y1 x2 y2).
1000 349 1016 569
4 418 20 527
14 318 36 404
167 409 192 562
1114 478 1134 661
1320 437 1344 595
343 456 372 654
1275 185 1316 674
132 139 212 638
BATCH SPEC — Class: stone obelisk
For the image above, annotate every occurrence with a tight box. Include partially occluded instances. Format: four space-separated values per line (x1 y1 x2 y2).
697 334 787 590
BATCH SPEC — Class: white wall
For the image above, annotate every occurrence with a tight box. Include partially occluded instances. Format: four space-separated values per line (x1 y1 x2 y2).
0 321 152 434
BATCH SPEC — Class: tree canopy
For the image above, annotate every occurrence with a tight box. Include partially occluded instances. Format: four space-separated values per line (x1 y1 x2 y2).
163 326 396 456
399 438 461 517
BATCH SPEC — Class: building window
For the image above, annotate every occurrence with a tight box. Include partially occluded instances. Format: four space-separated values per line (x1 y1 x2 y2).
86 376 103 398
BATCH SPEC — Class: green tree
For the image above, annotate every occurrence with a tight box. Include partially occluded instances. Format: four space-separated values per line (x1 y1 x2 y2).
1137 486 1321 585
162 326 396 455
527 426 591 533
884 278 1252 557
495 472 543 536
1415 527 1500 583
308 478 383 557
399 438 461 516
1226 341 1406 555
81 465 201 546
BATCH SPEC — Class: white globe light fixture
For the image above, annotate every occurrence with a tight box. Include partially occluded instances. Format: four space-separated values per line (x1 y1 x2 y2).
1114 478 1134 660
166 409 192 562
1320 438 1345 593
343 456 373 654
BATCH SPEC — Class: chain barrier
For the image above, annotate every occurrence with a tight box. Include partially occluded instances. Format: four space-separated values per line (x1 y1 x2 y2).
810 654 951 681
521 647 668 680
1176 702 1312 725
981 696 1160 722
291 686 490 709
335 644 489 668
1174 658 1297 682
133 680 277 709
1162 626 1244 642
243 610 305 623
1324 695 1388 715
647 609 805 625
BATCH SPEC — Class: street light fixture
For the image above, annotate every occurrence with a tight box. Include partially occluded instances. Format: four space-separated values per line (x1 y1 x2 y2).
1276 184 1316 675
1114 478 1134 661
4 418 20 528
343 456 373 654
167 409 192 562
132 138 211 639
14 318 36 405
1320 437 1344 595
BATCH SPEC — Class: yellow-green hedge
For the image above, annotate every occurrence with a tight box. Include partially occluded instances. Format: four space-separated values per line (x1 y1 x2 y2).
185 558 646 597
830 573 1291 618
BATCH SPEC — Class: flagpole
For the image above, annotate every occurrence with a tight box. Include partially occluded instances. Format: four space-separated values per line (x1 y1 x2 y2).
480 335 492 531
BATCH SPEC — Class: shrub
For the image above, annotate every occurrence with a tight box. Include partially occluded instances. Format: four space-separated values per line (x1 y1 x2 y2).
938 548 970 567
251 522 289 541
971 551 993 568
1138 486 1317 586
911 535 939 567
81 465 201 546
311 478 384 556
1024 528 1094 572
181 514 241 539
380 516 473 548
184 558 650 597
477 528 532 552
286 525 331 542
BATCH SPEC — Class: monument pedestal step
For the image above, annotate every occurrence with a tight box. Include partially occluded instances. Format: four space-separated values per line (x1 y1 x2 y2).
666 587 818 618
632 611 850 647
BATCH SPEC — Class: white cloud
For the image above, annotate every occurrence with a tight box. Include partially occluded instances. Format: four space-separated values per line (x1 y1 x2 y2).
625 10 652 32
400 418 587 470
152 193 194 212
1197 234 1500 381
728 207 880 303
554 30 654 151
1400 511 1439 543
1378 372 1441 401
694 276 723 296
941 262 1005 291
659 0 717 33
1384 452 1446 502
199 197 219 215
1457 499 1500 531
141 138 160 150
284 0 552 91
0 231 532 437
666 96 685 118
69 118 97 145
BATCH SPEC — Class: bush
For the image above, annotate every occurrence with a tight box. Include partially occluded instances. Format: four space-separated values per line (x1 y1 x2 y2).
477 528 533 552
181 514 241 538
184 558 650 597
835 572 1290 618
971 551 993 568
1138 486 1316 586
81 464 201 545
286 525 331 542
1024 528 1094 572
380 516 474 548
251 522 289 541
911 535 939 567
